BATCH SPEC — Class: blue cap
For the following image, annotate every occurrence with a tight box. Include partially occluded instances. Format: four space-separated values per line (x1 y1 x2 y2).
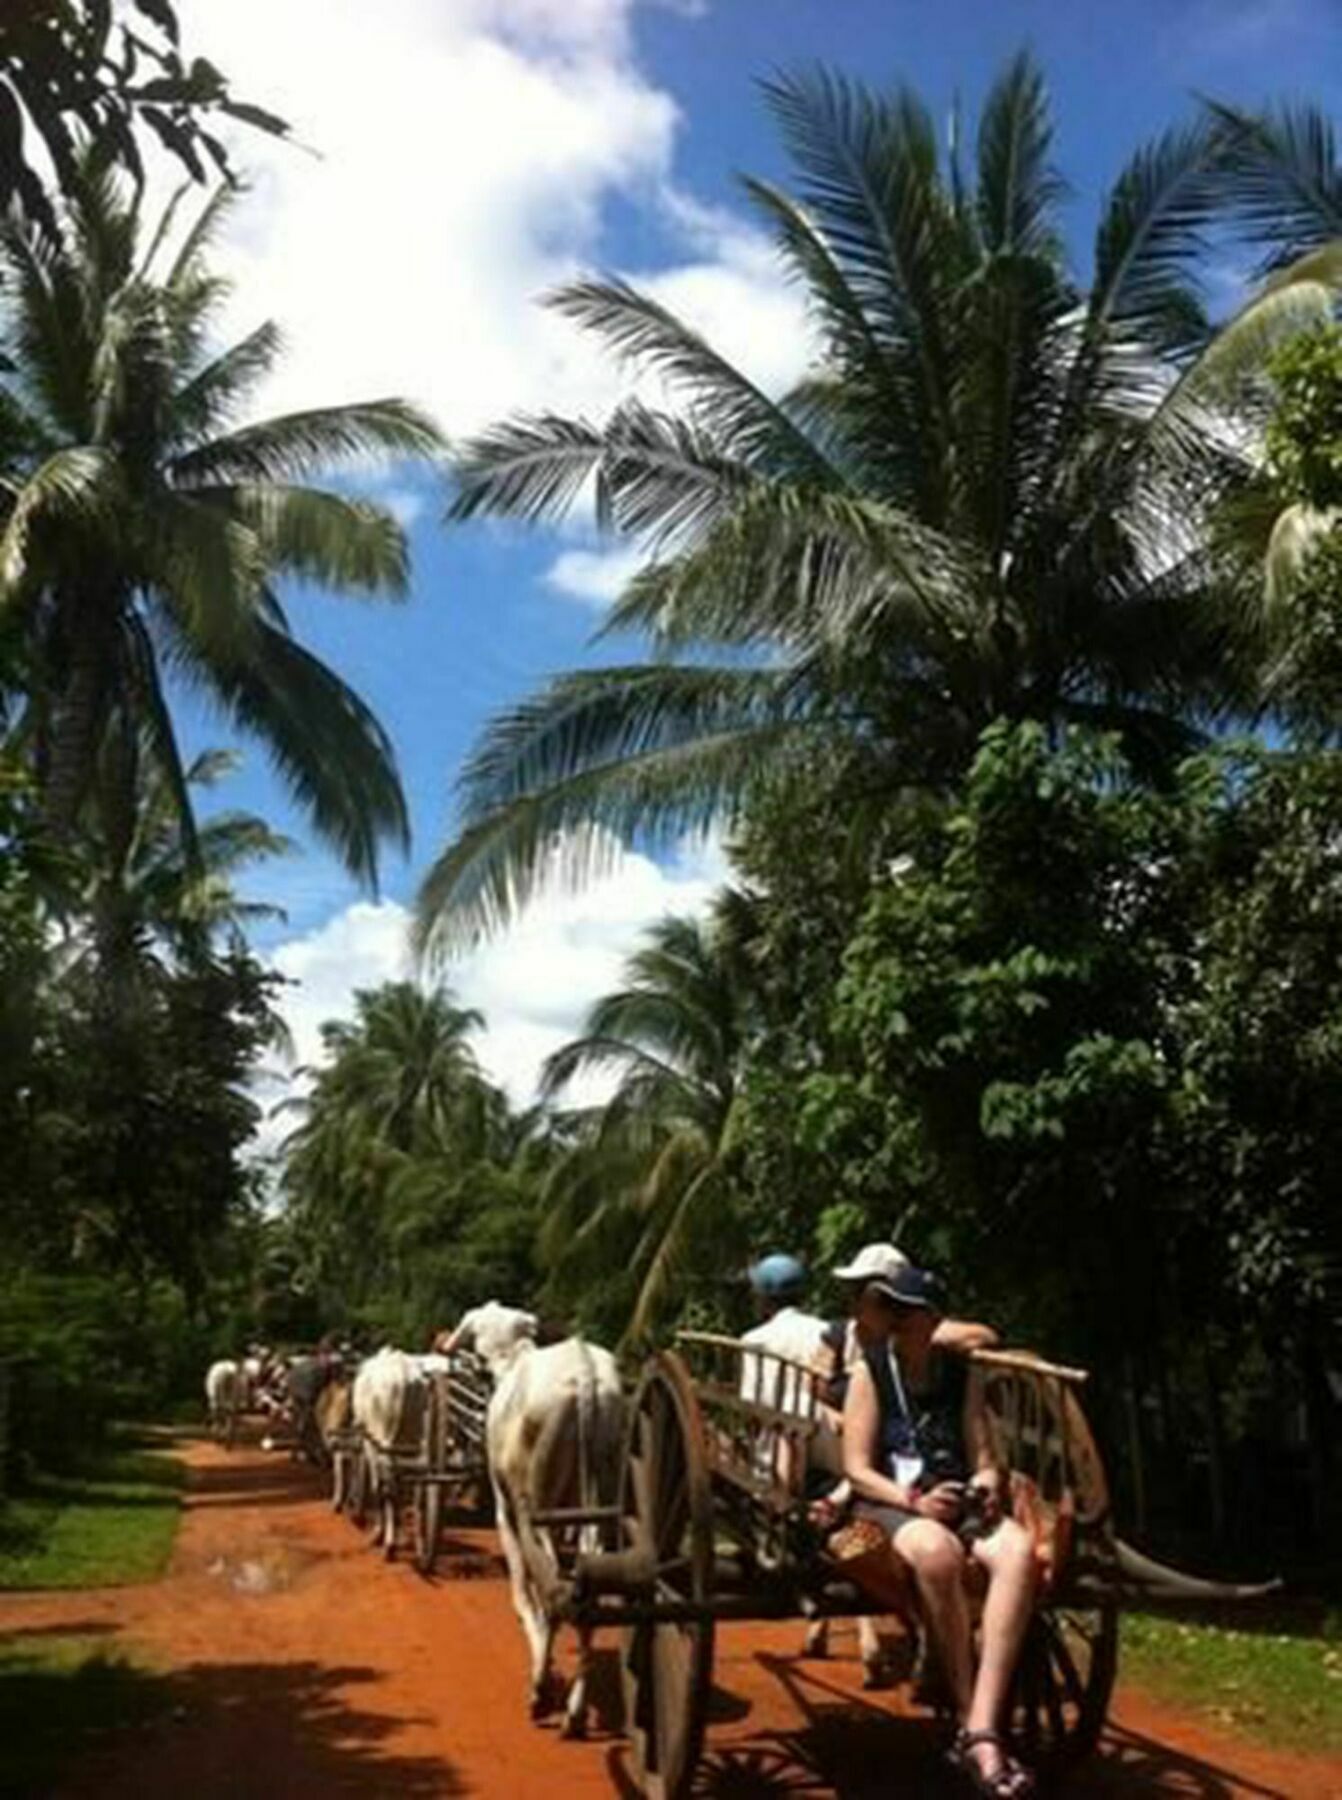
748 1253 808 1300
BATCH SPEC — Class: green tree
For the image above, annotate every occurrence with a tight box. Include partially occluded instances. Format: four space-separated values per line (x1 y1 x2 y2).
279 982 537 1337
767 722 1342 1546
68 741 291 985
0 158 441 879
417 56 1333 951
539 903 758 1344
1236 323 1342 723
0 0 288 233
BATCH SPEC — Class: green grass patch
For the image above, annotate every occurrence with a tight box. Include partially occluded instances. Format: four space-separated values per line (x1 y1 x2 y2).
0 1441 184 1590
1123 1606 1342 1755
0 1631 170 1797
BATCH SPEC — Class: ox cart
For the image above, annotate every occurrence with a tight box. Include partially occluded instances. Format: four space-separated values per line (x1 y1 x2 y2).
511 1332 1270 1800
411 1351 493 1573
333 1351 492 1571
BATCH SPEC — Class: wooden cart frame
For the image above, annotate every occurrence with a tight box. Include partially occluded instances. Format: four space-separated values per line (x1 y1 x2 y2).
512 1331 1259 1800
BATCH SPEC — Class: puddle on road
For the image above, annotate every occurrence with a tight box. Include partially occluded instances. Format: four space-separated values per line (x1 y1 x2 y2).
205 1543 321 1596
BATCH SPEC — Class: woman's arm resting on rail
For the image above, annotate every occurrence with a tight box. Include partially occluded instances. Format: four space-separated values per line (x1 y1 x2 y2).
933 1317 999 1352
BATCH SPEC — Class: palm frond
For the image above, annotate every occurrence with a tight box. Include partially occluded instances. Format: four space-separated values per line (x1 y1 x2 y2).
0 447 120 596
549 278 830 477
187 617 409 889
213 485 410 596
1089 120 1220 345
170 399 444 487
448 413 606 525
1264 503 1339 607
760 67 962 501
1210 100 1342 265
975 49 1066 257
170 320 284 445
539 1034 689 1103
414 669 812 954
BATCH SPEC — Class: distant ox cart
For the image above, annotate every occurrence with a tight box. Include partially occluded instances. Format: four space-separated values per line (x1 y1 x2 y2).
333 1349 492 1571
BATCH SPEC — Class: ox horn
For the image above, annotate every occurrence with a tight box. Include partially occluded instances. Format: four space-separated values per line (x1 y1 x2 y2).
1110 1538 1282 1604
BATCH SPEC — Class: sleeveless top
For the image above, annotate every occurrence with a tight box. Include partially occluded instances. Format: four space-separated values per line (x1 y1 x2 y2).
862 1341 969 1489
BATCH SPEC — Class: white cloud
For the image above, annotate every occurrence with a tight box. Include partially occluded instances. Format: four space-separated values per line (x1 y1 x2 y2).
378 485 431 530
255 832 732 1154
269 899 414 1069
179 0 812 449
546 541 648 607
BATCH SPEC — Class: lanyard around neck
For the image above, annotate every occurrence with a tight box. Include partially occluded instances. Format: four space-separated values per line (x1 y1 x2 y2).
888 1345 912 1426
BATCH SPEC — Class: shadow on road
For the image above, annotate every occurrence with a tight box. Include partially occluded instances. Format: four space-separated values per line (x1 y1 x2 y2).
607 1646 1292 1799
183 1455 325 1512
3 1652 465 1799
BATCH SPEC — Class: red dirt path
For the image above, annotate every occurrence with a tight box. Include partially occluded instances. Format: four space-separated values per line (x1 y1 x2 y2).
1 1436 1338 1798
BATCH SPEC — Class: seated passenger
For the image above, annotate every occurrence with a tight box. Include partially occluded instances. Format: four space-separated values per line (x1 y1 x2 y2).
739 1254 827 1414
842 1264 1037 1799
433 1299 538 1372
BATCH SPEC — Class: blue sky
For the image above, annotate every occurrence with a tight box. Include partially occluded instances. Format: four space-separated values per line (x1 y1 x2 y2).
170 0 1342 1113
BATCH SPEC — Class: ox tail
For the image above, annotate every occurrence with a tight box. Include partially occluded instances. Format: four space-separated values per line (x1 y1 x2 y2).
574 1341 624 1554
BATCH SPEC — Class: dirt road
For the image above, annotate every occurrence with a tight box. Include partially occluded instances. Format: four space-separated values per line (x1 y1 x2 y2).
1 1437 1337 1798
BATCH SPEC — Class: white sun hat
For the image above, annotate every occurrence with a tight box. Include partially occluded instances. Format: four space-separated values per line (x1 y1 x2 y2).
832 1241 911 1284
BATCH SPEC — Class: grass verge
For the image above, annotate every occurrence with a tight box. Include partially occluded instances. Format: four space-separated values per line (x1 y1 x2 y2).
0 1631 169 1797
0 1439 184 1589
1123 1605 1342 1755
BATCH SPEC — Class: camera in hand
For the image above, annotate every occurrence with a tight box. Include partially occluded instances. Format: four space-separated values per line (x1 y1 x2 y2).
957 1480 996 1543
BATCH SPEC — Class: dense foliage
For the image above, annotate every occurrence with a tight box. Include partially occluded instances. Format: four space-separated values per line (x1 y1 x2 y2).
279 983 554 1345
0 12 437 1468
0 1 287 232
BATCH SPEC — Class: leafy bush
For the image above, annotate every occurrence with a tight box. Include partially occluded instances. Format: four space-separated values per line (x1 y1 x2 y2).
0 1274 214 1476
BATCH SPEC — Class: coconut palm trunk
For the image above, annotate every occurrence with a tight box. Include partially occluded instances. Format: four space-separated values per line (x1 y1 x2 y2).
41 585 120 835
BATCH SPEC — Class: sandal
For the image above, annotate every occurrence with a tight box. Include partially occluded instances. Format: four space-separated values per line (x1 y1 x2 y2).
948 1729 1035 1798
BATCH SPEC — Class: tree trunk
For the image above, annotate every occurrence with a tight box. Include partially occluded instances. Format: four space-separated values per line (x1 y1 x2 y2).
42 593 116 836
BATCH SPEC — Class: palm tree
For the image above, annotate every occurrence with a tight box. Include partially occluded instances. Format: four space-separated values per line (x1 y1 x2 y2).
0 155 442 883
417 56 1338 952
313 982 492 1155
72 741 291 980
279 980 509 1322
1205 106 1342 608
538 900 757 1343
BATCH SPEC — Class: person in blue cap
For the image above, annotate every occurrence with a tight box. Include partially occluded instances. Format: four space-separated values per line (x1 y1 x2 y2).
740 1252 825 1410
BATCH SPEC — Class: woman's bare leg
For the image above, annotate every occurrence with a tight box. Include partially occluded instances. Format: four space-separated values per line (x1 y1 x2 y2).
892 1518 973 1715
965 1518 1037 1782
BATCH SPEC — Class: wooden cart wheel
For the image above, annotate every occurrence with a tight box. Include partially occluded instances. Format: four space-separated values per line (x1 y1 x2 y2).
619 1352 715 1800
1009 1594 1118 1769
415 1478 444 1574
347 1439 369 1528
414 1382 446 1574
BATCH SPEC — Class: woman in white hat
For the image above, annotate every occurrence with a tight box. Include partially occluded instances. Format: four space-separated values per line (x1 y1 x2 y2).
842 1265 1036 1797
814 1243 997 1426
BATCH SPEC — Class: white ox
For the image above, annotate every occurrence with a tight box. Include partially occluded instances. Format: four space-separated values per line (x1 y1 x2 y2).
351 1347 429 1556
485 1335 623 1738
204 1358 241 1445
